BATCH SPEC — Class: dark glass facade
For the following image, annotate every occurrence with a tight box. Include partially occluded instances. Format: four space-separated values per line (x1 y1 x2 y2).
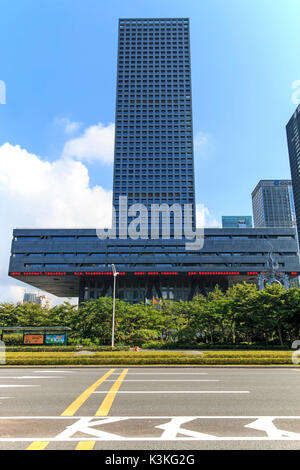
9 228 300 303
222 216 253 228
252 180 296 228
112 18 195 234
286 105 300 243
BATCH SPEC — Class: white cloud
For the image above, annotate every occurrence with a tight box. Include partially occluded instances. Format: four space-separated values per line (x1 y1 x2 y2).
0 122 220 304
196 203 221 228
63 122 115 164
55 117 82 135
0 142 112 304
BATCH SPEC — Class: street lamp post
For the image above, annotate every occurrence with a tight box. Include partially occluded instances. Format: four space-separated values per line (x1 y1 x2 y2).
111 264 119 348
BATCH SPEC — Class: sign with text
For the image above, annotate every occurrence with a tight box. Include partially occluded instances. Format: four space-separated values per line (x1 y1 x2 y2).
45 334 66 345
24 334 44 345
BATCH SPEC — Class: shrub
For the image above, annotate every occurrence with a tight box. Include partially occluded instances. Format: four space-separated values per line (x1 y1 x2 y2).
4 345 130 352
2 334 23 346
139 341 290 351
2 350 294 366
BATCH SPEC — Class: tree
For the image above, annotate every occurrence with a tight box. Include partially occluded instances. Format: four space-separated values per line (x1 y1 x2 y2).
0 303 19 327
46 302 77 328
225 283 258 344
14 302 48 327
70 298 116 344
188 287 228 344
254 284 287 345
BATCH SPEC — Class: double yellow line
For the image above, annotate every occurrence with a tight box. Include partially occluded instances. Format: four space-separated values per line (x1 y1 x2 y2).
27 368 128 450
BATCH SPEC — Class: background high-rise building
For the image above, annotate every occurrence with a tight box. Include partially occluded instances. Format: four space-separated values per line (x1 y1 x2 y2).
252 180 296 228
112 18 195 234
286 104 300 241
23 292 52 309
23 292 38 303
222 216 252 228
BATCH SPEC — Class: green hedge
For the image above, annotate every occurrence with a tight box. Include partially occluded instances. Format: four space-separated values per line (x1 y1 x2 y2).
140 340 290 350
2 350 296 366
5 345 130 352
2 334 24 346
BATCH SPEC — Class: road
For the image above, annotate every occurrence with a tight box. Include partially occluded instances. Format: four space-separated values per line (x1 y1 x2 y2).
0 367 299 450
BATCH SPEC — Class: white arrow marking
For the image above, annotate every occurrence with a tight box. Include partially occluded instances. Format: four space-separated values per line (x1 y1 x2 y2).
245 418 300 438
55 417 127 440
156 417 217 440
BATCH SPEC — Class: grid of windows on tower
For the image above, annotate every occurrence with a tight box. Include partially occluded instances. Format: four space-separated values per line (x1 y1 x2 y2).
112 18 195 217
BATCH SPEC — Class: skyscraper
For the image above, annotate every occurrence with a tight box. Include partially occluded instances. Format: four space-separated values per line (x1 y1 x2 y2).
113 18 195 235
252 180 296 228
286 104 300 241
8 19 300 303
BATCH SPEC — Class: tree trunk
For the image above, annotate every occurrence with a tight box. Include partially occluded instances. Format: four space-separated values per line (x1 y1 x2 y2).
263 331 268 346
277 325 284 347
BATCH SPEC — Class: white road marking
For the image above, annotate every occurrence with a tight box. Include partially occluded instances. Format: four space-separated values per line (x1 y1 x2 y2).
111 372 209 375
156 417 216 440
33 370 74 373
245 417 300 438
0 415 298 419
0 398 12 405
0 385 40 388
55 417 128 440
92 390 249 394
0 416 300 441
105 379 220 382
0 376 62 379
1 437 300 441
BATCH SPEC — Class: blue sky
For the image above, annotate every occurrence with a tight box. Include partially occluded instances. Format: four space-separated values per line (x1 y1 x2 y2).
0 0 300 302
1 0 300 216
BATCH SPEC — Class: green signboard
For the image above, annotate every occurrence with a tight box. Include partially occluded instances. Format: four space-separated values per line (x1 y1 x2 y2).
45 334 66 345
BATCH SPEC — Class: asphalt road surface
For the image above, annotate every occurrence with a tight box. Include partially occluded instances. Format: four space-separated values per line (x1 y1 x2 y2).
0 367 300 450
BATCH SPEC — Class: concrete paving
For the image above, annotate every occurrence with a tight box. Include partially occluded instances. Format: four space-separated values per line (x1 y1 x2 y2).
0 367 300 450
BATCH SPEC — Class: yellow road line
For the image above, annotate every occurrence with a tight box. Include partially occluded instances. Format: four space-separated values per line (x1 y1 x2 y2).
61 369 115 416
26 441 49 450
75 441 96 450
95 368 128 416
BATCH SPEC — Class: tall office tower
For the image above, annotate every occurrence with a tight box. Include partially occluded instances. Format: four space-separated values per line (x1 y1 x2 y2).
286 105 300 241
9 19 300 304
222 216 252 228
252 180 296 228
112 18 196 236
